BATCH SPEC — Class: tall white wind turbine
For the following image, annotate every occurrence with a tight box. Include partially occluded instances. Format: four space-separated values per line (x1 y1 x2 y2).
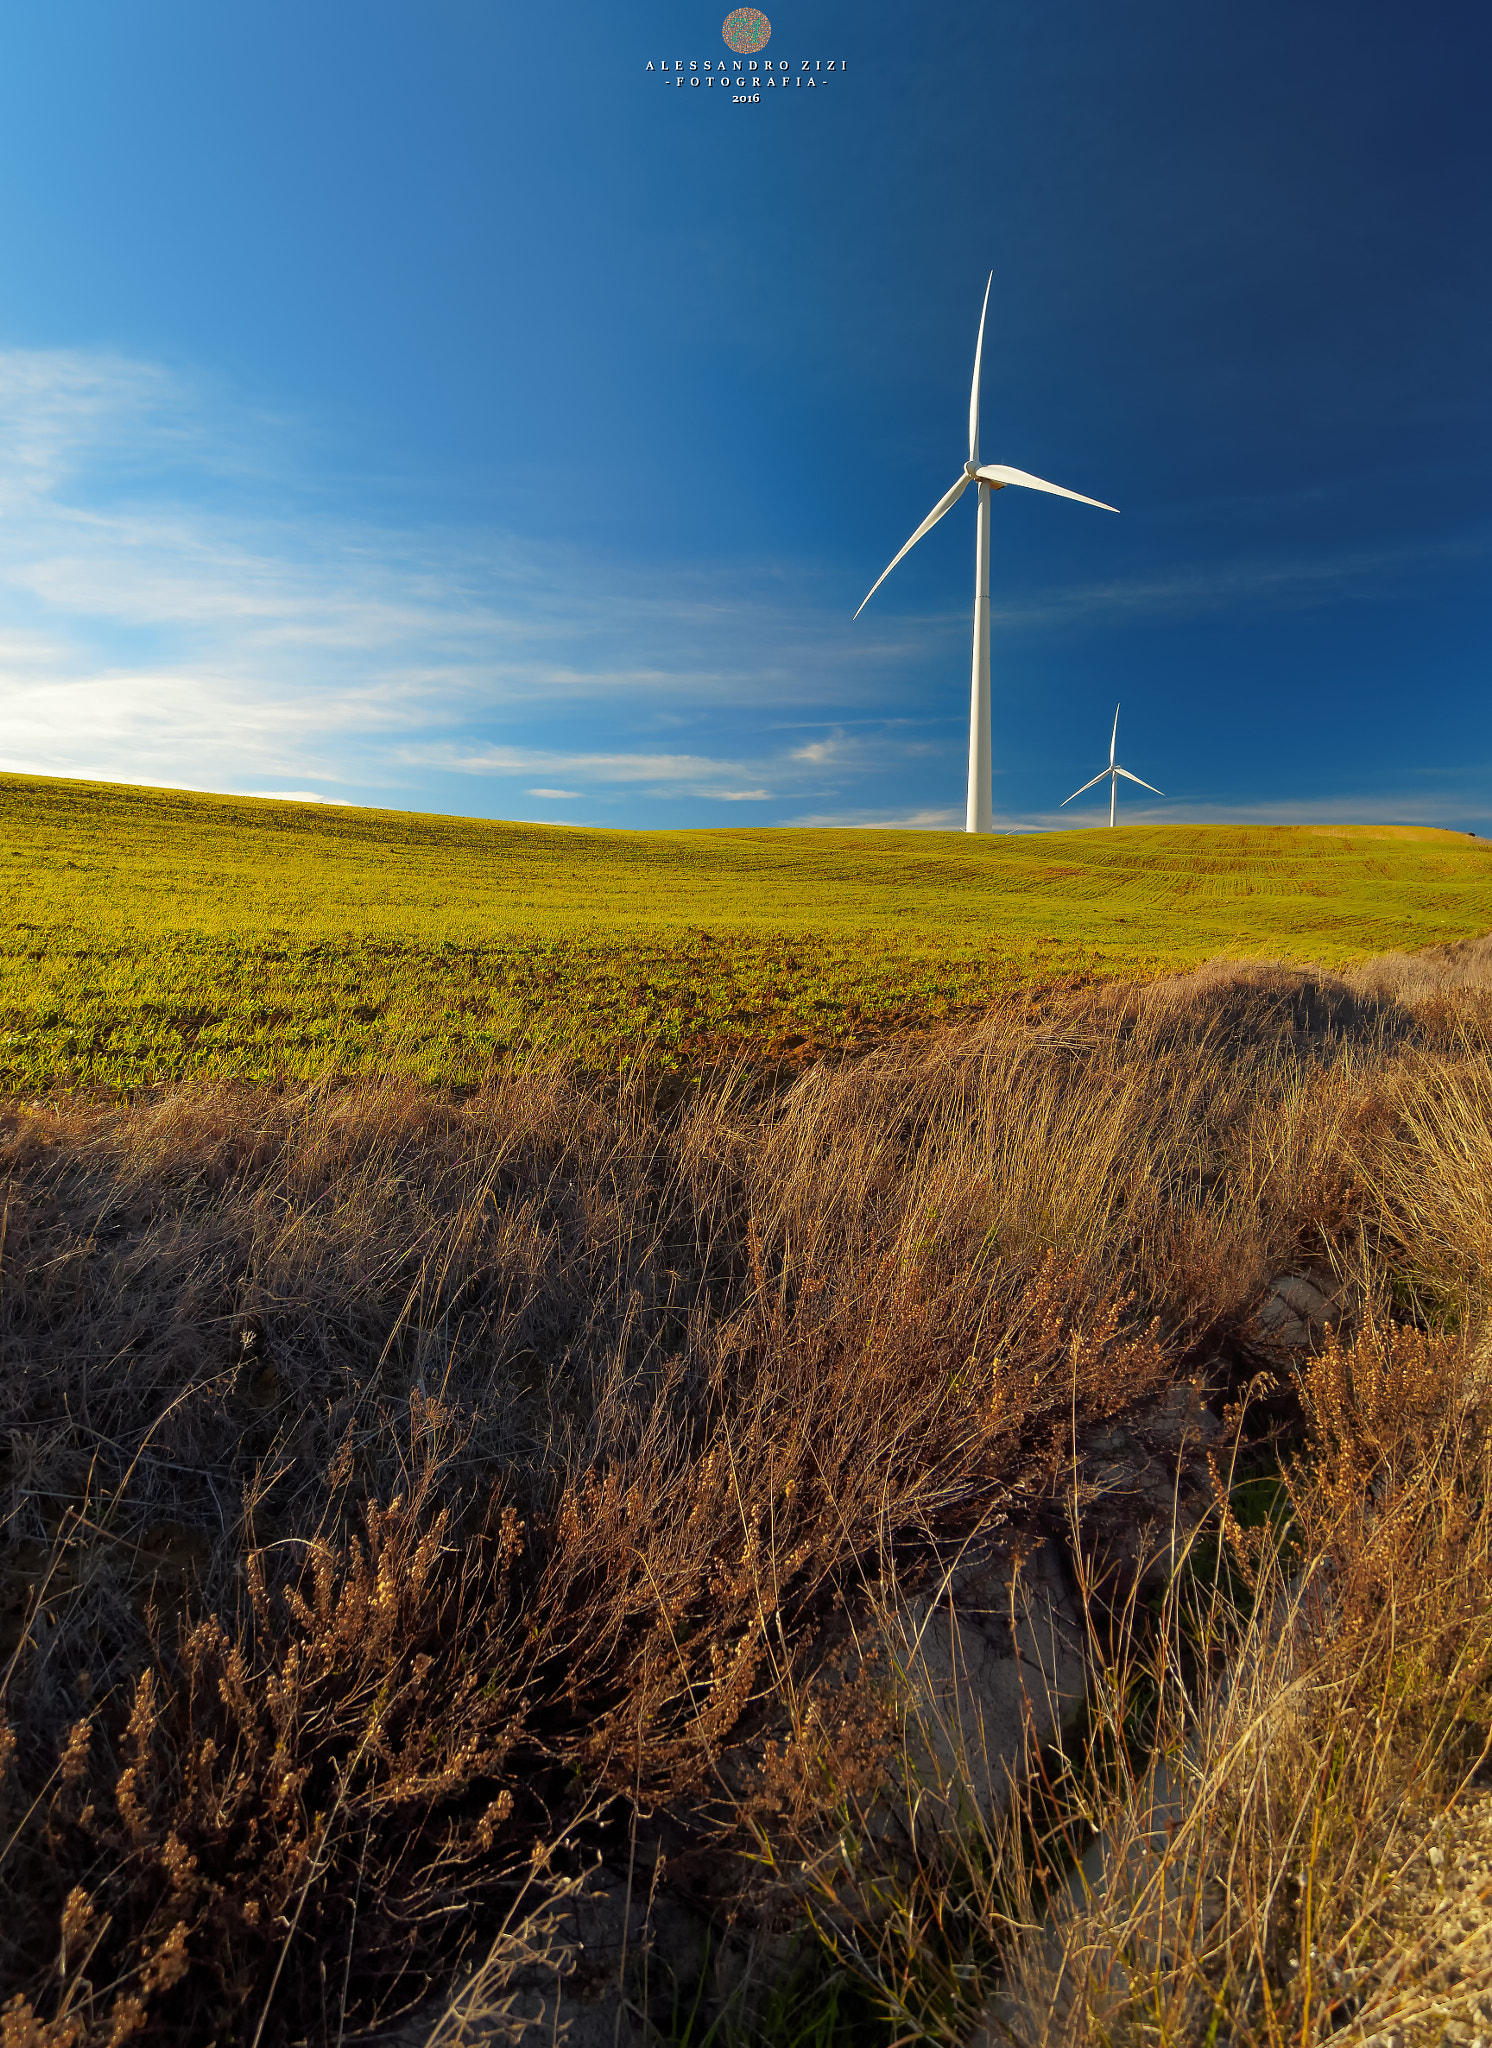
854 275 1118 833
1059 704 1163 828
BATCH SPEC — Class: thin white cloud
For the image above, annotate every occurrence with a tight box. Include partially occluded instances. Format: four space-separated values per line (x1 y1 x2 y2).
243 789 350 804
424 745 754 784
789 805 965 830
840 789 1491 836
1087 790 1489 830
857 530 1492 639
993 529 1492 630
527 786 581 799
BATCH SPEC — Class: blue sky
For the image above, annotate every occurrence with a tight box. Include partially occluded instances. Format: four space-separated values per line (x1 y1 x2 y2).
0 0 1486 830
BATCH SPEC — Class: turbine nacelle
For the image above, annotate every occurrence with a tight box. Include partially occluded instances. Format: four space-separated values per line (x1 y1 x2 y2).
968 459 1118 511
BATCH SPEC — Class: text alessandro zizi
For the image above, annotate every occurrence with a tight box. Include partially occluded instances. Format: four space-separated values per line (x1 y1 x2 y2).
646 58 848 92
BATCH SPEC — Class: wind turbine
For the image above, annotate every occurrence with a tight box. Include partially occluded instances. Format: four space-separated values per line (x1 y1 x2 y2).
1059 704 1163 828
855 274 1118 833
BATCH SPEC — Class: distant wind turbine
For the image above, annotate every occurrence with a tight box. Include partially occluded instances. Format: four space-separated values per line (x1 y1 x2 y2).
854 274 1118 833
1060 704 1163 828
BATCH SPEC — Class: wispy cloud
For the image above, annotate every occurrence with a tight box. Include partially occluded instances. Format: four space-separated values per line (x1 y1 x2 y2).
1099 790 1491 831
868 526 1492 640
990 528 1492 629
788 805 965 830
423 746 755 783
790 785 1492 836
0 347 897 804
790 734 849 764
244 789 350 804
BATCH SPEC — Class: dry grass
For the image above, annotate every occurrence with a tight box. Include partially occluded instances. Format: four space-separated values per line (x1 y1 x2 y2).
0 962 1490 2042
815 1311 1492 2048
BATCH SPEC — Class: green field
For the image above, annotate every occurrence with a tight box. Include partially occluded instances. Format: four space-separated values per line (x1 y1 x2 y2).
3 772 1489 1088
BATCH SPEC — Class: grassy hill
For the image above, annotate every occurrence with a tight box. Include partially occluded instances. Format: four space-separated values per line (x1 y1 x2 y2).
3 772 1489 1087
3 781 1492 2044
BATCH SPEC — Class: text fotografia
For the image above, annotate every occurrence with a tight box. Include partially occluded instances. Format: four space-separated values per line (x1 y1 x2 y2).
647 58 847 94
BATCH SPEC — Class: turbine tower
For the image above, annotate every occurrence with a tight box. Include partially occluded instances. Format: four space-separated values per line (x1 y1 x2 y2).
855 274 1118 833
1059 704 1163 828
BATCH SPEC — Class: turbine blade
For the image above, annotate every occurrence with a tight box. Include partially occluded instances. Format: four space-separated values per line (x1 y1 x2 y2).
1115 767 1163 795
1110 703 1119 768
853 474 970 618
1059 769 1110 806
974 464 1119 513
969 272 993 466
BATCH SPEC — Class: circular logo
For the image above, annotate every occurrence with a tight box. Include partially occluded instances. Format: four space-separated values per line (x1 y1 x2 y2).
722 8 771 53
